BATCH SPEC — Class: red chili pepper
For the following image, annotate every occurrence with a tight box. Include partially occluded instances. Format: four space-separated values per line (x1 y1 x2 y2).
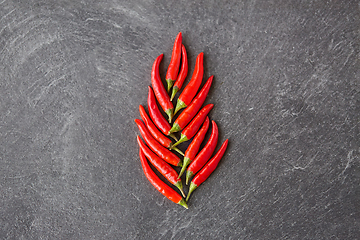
148 86 177 141
135 119 182 167
178 117 209 178
174 52 204 115
169 75 213 134
137 136 184 196
171 104 214 148
186 120 218 184
166 32 182 92
186 139 228 201
151 54 174 123
170 44 188 101
139 105 183 156
139 149 188 209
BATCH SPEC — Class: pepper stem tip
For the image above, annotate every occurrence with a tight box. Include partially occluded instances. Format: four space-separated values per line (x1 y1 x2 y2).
174 181 185 198
186 182 198 202
166 79 175 93
178 157 191 178
170 86 179 101
168 123 181 134
178 198 188 209
174 99 187 116
170 134 188 149
185 170 193 185
172 147 184 156
165 108 174 123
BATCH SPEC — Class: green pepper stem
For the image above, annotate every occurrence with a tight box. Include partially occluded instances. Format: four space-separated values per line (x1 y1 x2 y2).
169 133 178 141
174 181 185 197
186 170 194 185
166 79 175 93
165 108 174 123
178 198 188 209
178 157 191 178
186 182 198 202
172 147 184 156
170 86 179 101
170 134 188 149
174 99 187 116
168 123 182 134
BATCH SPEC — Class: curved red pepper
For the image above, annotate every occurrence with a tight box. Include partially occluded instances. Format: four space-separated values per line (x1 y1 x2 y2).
186 120 218 184
170 44 188 101
178 117 210 178
166 32 182 92
174 52 204 115
151 54 174 122
137 136 184 196
169 75 213 134
135 119 182 167
139 105 183 155
148 86 177 140
186 139 228 201
139 149 188 209
171 104 214 148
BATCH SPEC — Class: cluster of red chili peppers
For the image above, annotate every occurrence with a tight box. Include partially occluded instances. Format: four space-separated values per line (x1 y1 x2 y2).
135 32 229 209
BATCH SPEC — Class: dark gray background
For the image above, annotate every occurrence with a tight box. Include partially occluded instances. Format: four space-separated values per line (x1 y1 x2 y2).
1 0 360 239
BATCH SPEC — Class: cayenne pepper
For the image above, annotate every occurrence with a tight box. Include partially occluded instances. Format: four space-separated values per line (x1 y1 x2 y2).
170 44 188 101
171 104 214 148
178 117 210 178
174 52 204 115
186 139 228 201
137 136 185 197
148 86 177 141
166 32 182 92
135 119 182 167
169 75 213 134
186 120 219 184
151 54 174 123
139 149 188 209
139 105 183 156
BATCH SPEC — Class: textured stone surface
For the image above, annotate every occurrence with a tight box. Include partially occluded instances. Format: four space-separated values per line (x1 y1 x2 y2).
1 0 360 239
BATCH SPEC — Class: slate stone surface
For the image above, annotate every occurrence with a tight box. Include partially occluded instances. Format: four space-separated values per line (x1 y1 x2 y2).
1 0 360 239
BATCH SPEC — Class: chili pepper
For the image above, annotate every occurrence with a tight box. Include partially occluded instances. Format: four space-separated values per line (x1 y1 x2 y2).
166 32 182 92
170 44 188 101
151 54 174 123
135 119 182 167
139 149 188 209
186 139 228 201
186 120 218 185
137 136 185 197
178 117 209 178
169 75 213 134
148 86 177 141
174 52 204 115
171 104 214 148
139 105 183 156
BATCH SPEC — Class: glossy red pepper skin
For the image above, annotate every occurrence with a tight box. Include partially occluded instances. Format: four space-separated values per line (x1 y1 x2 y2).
148 86 177 140
178 117 210 178
186 120 218 184
135 119 182 167
139 149 188 209
139 105 183 155
166 32 182 92
151 54 174 122
137 136 184 196
174 52 204 115
170 44 188 101
186 139 228 201
139 105 171 148
169 76 213 134
171 104 214 148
